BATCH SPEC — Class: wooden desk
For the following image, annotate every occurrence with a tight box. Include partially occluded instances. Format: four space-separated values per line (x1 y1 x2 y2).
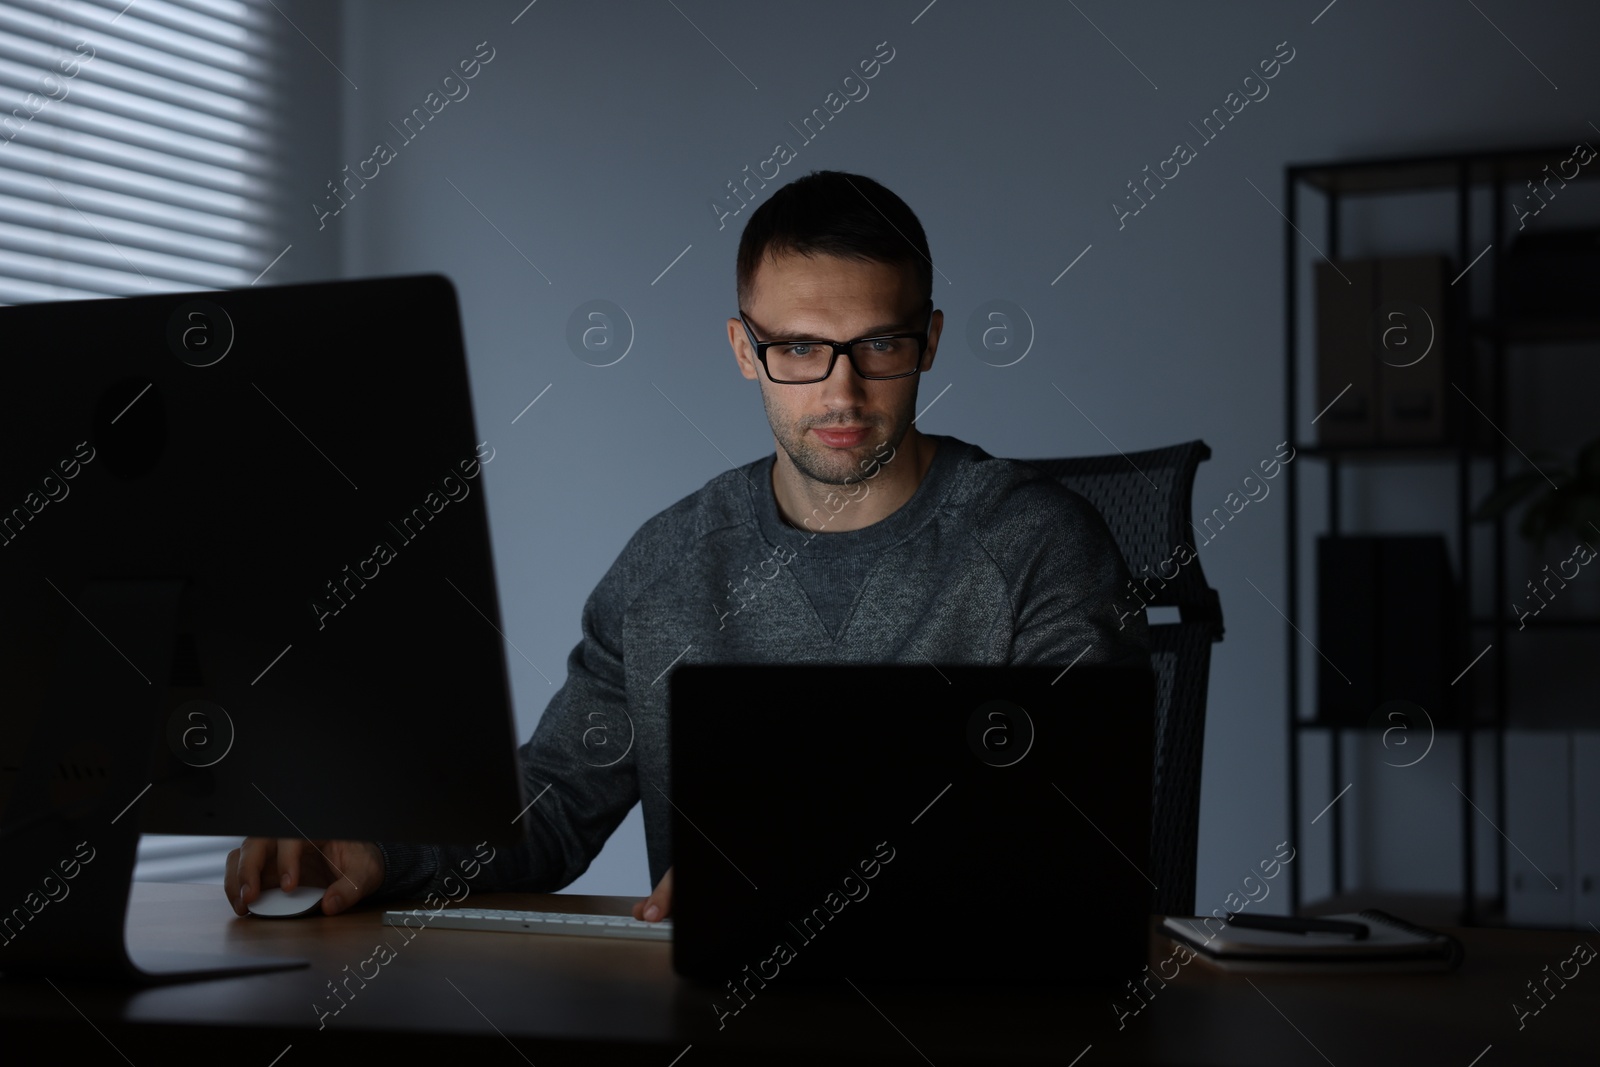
0 882 1592 1065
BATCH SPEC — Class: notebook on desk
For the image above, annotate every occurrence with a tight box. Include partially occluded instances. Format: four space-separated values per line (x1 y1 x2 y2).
1161 909 1465 973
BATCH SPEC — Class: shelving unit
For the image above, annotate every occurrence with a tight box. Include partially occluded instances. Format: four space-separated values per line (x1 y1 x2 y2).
1281 143 1600 924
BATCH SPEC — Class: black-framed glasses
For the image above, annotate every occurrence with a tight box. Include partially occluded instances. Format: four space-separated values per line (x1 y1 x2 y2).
738 301 934 384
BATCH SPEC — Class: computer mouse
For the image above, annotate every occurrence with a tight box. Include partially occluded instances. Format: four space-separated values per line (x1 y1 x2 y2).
244 885 328 918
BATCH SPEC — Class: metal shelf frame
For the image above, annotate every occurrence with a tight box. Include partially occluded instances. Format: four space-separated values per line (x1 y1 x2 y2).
1282 141 1600 923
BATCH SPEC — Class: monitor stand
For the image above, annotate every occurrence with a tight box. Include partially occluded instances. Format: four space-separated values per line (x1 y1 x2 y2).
0 579 308 985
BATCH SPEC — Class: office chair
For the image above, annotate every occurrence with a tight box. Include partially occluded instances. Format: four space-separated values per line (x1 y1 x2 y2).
1025 440 1224 918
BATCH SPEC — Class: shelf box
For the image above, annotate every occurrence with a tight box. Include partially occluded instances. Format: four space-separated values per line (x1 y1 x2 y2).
1315 255 1450 447
1506 228 1600 322
1315 535 1461 728
1314 258 1375 444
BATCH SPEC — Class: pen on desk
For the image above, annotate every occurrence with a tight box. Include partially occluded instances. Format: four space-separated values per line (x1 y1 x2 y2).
1224 912 1369 939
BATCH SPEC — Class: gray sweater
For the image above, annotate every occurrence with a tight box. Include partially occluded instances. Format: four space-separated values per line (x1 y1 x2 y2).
375 433 1151 901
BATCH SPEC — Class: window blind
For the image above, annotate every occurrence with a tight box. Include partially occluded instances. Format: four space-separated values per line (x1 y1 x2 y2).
0 0 285 305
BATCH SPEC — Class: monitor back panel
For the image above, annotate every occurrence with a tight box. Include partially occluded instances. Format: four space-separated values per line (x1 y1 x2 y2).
0 275 524 847
669 663 1155 987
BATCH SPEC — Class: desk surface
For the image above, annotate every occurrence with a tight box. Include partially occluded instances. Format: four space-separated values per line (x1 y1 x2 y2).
0 882 1592 1066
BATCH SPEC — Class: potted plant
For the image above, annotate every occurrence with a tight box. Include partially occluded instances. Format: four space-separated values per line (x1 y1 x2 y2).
1474 434 1600 551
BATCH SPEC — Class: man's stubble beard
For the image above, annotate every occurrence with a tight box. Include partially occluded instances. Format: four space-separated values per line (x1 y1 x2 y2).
760 381 916 488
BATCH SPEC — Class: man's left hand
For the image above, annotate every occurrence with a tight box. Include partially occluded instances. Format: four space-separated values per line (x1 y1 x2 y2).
632 866 672 922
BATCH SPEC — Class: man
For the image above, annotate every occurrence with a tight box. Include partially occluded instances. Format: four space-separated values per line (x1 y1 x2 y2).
225 170 1151 922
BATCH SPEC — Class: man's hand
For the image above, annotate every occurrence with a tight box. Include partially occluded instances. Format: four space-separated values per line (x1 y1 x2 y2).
225 838 385 917
632 865 672 922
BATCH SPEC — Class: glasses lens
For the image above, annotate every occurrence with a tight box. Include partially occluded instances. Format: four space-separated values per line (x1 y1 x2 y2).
765 336 920 382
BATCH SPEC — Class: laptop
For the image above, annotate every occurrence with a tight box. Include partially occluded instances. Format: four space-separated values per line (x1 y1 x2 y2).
668 663 1156 988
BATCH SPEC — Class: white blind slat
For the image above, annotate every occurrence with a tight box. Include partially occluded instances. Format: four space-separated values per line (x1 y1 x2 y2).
0 190 259 262
0 218 254 285
0 120 269 196
0 167 273 244
0 56 259 144
0 3 267 93
9 0 266 74
0 135 267 219
0 244 220 294
0 192 260 265
0 28 272 120
0 0 285 304
0 271 101 301
12 98 264 169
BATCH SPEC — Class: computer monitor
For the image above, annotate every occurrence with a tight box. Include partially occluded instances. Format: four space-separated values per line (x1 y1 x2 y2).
0 274 526 984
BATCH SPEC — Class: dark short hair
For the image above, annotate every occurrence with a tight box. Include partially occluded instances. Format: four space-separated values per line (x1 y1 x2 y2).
735 170 933 316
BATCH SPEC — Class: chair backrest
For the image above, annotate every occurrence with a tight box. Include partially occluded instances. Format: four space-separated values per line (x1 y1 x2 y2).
1023 440 1222 917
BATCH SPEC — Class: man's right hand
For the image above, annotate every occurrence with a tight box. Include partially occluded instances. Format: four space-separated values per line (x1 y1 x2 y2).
225 838 385 917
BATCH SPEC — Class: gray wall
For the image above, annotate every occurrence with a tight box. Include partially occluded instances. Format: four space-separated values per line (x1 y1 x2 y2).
272 0 1600 907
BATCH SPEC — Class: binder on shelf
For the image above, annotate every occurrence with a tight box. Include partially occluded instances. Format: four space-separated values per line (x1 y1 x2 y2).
1314 254 1451 447
1374 255 1449 444
1316 535 1459 727
1315 258 1376 445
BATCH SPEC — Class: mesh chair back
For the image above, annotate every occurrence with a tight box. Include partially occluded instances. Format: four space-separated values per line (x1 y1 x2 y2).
1025 440 1222 917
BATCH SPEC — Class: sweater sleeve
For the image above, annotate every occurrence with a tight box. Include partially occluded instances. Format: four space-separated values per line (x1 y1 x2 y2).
1002 482 1152 671
371 527 648 904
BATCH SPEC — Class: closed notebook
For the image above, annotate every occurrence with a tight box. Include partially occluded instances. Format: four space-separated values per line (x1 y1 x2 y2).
1161 909 1465 974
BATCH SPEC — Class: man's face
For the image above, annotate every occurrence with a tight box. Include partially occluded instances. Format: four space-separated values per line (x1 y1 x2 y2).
729 250 941 487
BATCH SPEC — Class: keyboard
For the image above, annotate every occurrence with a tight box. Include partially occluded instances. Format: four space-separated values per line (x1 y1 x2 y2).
381 906 672 941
